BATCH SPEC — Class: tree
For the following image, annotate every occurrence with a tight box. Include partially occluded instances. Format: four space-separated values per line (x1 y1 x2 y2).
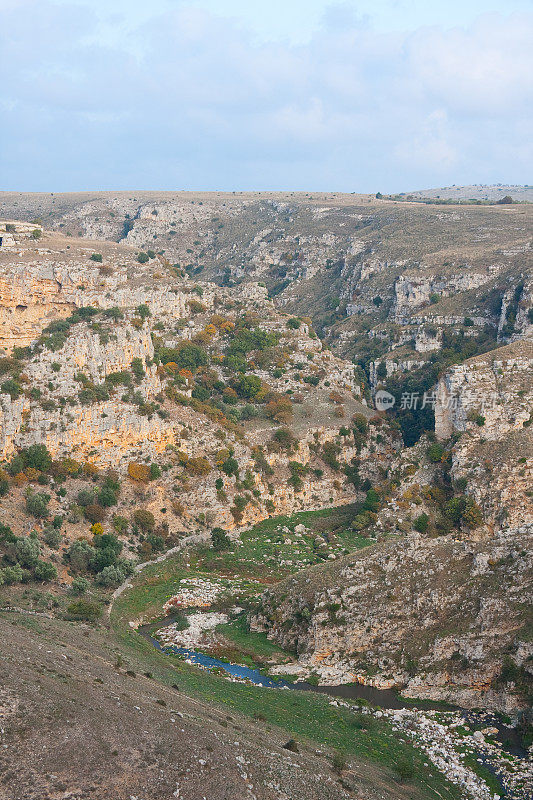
376 362 387 379
95 565 125 587
131 357 144 381
66 540 97 572
269 428 298 453
25 491 50 519
25 444 52 472
31 228 42 239
413 513 429 533
1 379 22 399
234 374 262 399
70 576 89 595
34 560 57 581
220 457 239 477
15 535 40 567
211 527 231 551
136 303 151 319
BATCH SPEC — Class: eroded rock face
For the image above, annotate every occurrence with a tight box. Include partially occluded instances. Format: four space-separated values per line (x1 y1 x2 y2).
252 339 533 711
251 526 532 712
435 340 533 529
0 225 384 536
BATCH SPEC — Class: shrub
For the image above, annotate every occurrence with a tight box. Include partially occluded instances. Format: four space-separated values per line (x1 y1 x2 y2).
188 299 206 314
287 317 301 329
427 442 445 463
25 491 51 519
331 749 347 775
128 462 151 482
112 515 129 534
0 564 25 584
149 463 161 480
133 509 155 532
186 456 211 476
66 599 102 621
211 527 231 551
83 504 105 524
34 560 57 581
413 512 429 533
31 228 42 239
1 378 22 399
90 253 103 262
97 484 118 508
137 252 149 264
321 441 340 471
95 565 125 587
265 395 293 424
395 758 415 782
43 526 62 549
136 303 151 319
70 576 89 595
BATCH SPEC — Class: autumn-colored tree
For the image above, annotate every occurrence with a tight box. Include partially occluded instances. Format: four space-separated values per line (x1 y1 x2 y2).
83 504 105 524
127 462 151 482
186 457 212 476
265 395 293 424
171 499 185 516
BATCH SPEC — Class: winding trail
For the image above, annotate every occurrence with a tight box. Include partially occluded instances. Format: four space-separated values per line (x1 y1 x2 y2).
108 530 211 616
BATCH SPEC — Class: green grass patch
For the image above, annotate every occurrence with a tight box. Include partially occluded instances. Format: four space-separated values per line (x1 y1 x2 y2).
213 613 292 665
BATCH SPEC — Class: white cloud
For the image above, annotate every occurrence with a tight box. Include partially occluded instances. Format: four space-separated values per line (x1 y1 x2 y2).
0 2 531 190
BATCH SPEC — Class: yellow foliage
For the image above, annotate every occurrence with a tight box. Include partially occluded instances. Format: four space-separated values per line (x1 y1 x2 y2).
90 523 104 536
127 462 150 482
83 462 99 477
186 456 212 476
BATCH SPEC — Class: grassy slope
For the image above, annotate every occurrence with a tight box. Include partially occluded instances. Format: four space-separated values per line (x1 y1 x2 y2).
108 509 463 800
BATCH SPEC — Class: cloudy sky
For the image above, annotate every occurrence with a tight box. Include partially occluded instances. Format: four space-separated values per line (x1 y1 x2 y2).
1 0 532 192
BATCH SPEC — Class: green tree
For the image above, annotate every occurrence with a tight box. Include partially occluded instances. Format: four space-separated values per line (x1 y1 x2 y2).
413 512 429 533
211 527 231 551
25 444 52 472
34 560 57 581
25 491 51 519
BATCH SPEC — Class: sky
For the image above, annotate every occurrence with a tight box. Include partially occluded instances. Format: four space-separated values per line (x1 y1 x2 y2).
0 0 532 192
